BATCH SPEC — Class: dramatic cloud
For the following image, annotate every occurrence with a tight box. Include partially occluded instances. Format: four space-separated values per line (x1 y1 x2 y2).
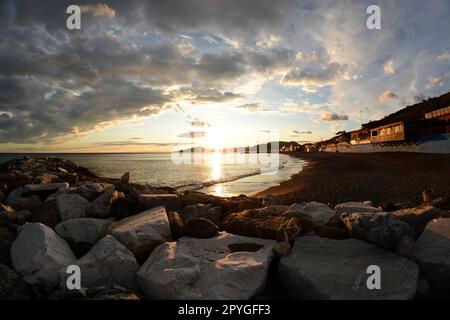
190 89 241 104
1 0 450 148
80 4 116 19
320 112 348 121
378 90 399 102
140 0 295 36
0 75 170 143
281 62 346 91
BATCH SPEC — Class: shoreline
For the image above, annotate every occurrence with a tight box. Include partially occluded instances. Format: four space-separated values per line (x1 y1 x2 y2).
0 152 305 198
256 151 450 207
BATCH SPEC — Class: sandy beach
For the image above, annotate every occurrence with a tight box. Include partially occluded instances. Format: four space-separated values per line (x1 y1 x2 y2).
256 152 450 208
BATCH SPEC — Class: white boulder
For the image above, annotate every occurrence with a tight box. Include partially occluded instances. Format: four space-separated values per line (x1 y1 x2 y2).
60 235 139 291
11 223 76 290
109 206 171 261
415 218 450 296
286 202 334 224
279 236 419 299
137 232 275 300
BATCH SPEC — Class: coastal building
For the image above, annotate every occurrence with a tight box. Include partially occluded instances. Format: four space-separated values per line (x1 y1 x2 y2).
318 91 450 153
369 122 405 143
425 106 450 121
349 128 371 145
280 143 301 153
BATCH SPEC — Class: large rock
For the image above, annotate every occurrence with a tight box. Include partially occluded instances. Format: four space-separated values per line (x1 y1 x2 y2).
287 202 334 225
279 236 419 300
109 206 172 262
179 191 225 207
60 235 139 291
137 232 275 299
179 203 222 225
56 193 90 221
335 202 382 215
391 205 442 239
44 187 75 203
23 183 69 200
314 225 348 240
0 263 32 300
185 218 219 239
341 212 414 250
0 204 16 226
76 182 114 201
414 218 450 296
222 197 262 216
85 189 124 218
137 194 181 212
55 218 113 256
222 205 301 241
11 223 76 290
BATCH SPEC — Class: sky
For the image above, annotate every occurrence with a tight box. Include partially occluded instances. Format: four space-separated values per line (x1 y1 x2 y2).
0 0 450 153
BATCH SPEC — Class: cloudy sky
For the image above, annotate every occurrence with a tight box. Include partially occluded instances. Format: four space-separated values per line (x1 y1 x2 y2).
1 0 450 152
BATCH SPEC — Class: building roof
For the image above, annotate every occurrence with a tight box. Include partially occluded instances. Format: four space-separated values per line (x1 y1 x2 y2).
362 91 450 129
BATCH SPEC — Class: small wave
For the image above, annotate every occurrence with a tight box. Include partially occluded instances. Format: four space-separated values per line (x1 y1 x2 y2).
174 163 286 193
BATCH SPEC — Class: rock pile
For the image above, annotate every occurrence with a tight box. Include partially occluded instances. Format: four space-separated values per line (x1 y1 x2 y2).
0 156 449 300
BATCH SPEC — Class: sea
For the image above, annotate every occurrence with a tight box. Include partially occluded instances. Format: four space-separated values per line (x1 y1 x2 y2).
0 152 305 197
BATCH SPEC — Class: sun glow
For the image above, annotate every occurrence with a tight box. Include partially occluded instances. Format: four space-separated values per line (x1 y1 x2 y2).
205 128 226 150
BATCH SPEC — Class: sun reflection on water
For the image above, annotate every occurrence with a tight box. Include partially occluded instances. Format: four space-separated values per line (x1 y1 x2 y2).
214 184 223 196
211 151 222 180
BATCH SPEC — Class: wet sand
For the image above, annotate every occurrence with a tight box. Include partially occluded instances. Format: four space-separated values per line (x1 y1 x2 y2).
256 152 450 208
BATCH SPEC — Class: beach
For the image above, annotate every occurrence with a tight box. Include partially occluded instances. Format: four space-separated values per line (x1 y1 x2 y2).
257 152 450 208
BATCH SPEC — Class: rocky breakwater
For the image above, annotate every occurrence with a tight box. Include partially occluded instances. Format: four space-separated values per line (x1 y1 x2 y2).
0 156 449 300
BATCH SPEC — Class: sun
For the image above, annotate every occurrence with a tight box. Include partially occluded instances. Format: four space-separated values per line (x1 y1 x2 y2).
205 128 226 150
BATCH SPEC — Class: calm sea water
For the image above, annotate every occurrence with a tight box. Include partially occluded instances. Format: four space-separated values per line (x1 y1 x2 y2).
0 153 305 197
